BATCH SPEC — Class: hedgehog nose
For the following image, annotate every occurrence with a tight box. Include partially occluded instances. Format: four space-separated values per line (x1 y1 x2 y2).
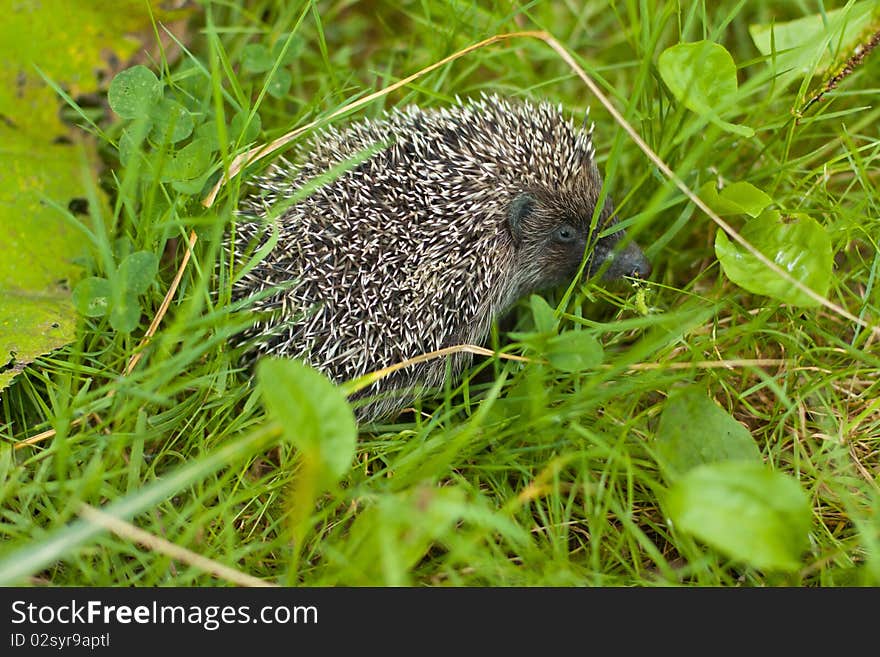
603 240 652 280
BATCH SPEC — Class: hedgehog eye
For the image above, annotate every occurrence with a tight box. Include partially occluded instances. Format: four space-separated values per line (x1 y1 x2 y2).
553 224 578 244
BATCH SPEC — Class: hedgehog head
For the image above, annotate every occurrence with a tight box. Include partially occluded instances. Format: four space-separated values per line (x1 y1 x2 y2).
504 165 650 298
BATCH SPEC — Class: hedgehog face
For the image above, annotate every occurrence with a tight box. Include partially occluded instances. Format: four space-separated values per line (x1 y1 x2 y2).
590 226 653 281
506 190 590 293
583 196 652 280
505 189 650 295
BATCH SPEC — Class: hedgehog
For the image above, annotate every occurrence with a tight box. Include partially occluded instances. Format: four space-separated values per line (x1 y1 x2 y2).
231 94 651 423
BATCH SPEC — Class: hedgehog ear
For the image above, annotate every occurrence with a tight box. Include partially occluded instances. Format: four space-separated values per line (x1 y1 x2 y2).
507 193 535 247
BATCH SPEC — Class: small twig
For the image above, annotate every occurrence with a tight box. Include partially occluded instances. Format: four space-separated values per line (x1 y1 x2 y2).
348 343 806 394
78 503 276 587
621 358 790 371
848 444 879 489
122 229 199 378
14 420 81 450
343 344 529 395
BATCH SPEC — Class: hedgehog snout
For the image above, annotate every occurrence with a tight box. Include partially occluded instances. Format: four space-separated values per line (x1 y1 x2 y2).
601 239 652 280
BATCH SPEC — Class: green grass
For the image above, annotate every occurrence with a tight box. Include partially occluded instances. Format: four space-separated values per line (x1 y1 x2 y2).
1 0 879 586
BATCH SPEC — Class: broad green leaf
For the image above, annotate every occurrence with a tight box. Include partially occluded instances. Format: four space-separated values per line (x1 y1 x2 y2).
267 69 292 99
194 120 221 152
271 34 304 66
0 131 92 292
117 251 159 295
118 125 151 168
0 294 75 390
257 358 356 487
750 1 877 91
659 41 736 112
545 331 604 372
0 127 95 392
108 292 141 333
108 65 162 120
241 43 274 74
665 462 811 572
72 277 112 317
655 387 761 479
99 251 159 332
158 137 213 182
715 209 833 307
170 169 216 195
195 111 262 152
658 41 754 137
149 98 194 144
530 295 557 334
230 109 262 144
113 235 135 261
698 181 773 218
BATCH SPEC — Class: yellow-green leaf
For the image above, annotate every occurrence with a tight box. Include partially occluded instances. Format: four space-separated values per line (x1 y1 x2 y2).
658 41 754 137
257 358 357 488
665 462 811 572
545 331 604 372
0 128 95 392
715 210 833 307
655 387 762 480
108 65 162 119
698 181 773 218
